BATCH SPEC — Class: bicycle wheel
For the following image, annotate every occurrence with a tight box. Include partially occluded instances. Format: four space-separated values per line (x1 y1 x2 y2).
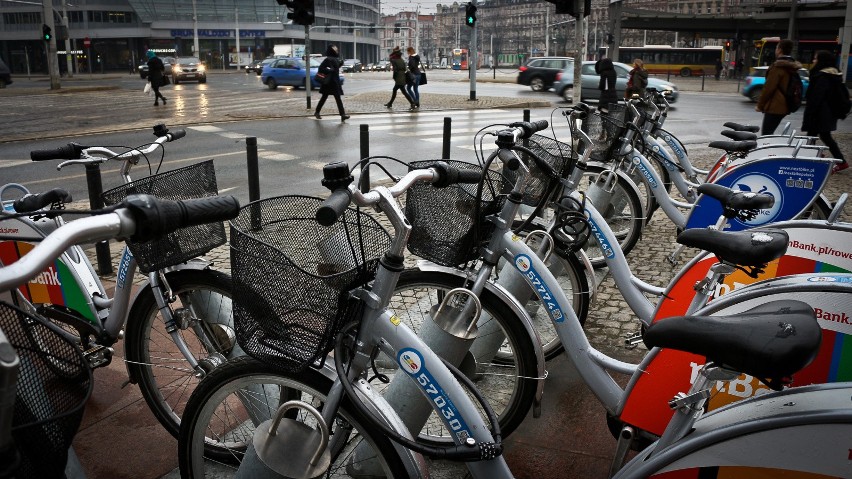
577 167 645 267
178 356 409 478
124 268 237 441
385 269 540 444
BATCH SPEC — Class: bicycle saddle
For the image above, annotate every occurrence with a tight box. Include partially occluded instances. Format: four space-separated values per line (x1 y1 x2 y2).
12 188 72 213
643 300 820 390
676 228 788 267
723 122 760 133
696 183 774 212
720 130 758 142
707 139 757 153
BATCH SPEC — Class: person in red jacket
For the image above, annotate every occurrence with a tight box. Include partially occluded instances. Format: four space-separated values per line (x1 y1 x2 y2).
755 39 802 135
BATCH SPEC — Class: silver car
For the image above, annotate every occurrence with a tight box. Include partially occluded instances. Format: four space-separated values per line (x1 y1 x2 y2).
553 61 679 103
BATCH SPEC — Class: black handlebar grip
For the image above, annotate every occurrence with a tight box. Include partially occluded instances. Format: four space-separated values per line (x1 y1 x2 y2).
316 189 352 226
168 129 187 141
30 143 84 161
456 168 483 184
530 120 549 133
123 195 239 243
431 161 483 187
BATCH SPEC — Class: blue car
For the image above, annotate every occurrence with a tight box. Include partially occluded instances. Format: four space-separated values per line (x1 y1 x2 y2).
261 57 344 90
742 66 809 102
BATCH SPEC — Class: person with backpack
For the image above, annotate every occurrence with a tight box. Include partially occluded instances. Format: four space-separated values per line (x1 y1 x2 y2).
802 50 849 173
595 57 619 113
755 39 802 135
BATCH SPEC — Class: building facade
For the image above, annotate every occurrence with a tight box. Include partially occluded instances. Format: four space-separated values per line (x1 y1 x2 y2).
0 0 382 75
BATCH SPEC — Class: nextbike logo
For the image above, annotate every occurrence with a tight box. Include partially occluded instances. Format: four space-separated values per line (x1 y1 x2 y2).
633 155 658 189
514 253 565 322
30 266 60 286
808 275 852 283
399 349 423 375
732 173 782 226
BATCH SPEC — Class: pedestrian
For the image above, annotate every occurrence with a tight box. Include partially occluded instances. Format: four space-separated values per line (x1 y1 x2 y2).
625 58 648 99
714 58 722 80
405 46 423 109
385 46 416 111
801 50 848 173
755 38 801 135
595 57 618 113
314 44 350 122
146 50 167 106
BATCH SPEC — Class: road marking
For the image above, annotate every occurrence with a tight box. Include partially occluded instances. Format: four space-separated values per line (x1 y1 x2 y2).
259 151 297 162
0 160 33 170
188 125 225 133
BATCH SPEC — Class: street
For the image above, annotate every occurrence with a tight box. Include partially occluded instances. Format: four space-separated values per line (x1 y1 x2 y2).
2 69 850 207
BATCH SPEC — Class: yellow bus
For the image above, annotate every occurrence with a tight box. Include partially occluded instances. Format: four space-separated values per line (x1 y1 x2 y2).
601 45 724 77
752 37 840 70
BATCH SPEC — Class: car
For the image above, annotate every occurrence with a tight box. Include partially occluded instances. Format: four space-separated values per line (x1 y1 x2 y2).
0 57 12 88
138 56 174 79
244 59 265 74
516 56 574 92
553 60 679 104
260 56 345 90
742 66 810 102
374 60 391 71
342 59 362 73
171 57 207 84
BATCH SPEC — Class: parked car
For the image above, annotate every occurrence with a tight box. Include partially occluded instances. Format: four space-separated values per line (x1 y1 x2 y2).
172 57 207 84
742 66 810 102
342 59 362 73
261 56 345 90
138 56 175 79
516 56 574 92
553 60 679 104
0 57 12 88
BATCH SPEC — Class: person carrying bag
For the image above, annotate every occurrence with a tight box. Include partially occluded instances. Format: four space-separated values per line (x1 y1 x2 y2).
314 44 350 122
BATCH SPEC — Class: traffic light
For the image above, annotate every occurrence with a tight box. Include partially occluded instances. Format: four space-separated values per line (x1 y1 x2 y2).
286 0 314 26
42 24 52 42
465 3 477 27
724 40 731 51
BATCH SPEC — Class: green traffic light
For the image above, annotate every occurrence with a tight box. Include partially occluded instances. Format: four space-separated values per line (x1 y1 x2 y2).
466 16 473 25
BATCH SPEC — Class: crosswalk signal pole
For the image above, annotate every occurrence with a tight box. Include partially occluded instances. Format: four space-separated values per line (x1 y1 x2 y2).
467 1 477 101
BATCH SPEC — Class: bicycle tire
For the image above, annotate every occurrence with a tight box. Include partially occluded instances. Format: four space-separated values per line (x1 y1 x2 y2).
124 268 237 442
178 356 409 478
386 269 540 443
577 167 645 267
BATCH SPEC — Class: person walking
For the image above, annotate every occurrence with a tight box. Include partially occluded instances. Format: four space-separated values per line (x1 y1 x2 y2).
146 50 167 106
314 45 350 122
755 38 802 135
595 57 618 113
405 46 423 108
714 58 723 80
385 46 416 111
625 58 648 99
801 50 848 173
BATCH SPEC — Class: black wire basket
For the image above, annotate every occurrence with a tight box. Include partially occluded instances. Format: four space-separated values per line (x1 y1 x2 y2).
0 301 92 479
101 160 225 274
515 134 577 206
229 195 391 373
580 105 629 163
405 160 507 267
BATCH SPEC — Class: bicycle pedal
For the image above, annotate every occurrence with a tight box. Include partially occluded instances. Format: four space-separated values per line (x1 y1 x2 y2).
623 332 643 349
84 344 113 368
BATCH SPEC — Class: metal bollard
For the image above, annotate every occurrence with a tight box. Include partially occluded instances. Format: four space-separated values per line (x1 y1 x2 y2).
442 117 452 159
359 124 370 192
246 137 261 231
701 74 705 91
85 163 112 275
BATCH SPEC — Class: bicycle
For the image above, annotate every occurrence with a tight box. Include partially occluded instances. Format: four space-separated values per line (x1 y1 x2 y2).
0 193 239 479
0 125 237 442
177 123 851 479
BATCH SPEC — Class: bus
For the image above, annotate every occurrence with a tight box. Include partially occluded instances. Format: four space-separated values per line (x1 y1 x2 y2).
600 45 724 77
752 37 840 70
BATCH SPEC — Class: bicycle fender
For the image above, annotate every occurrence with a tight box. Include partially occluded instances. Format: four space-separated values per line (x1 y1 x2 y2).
313 360 431 479
413 261 547 417
613 383 852 478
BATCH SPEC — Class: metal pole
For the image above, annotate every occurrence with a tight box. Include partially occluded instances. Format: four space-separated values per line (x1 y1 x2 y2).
235 7 241 70
85 164 112 275
469 0 477 101
246 137 259 202
442 117 452 159
41 0 60 89
572 0 583 104
62 2 72 78
359 125 370 192
305 25 311 109
192 0 199 56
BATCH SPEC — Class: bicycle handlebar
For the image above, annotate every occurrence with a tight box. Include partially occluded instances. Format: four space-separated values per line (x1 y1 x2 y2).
0 194 239 293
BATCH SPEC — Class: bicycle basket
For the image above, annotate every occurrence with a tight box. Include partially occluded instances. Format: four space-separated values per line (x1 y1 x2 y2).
101 160 225 274
580 106 629 163
229 195 391 373
405 160 507 267
516 134 577 206
0 301 92 479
